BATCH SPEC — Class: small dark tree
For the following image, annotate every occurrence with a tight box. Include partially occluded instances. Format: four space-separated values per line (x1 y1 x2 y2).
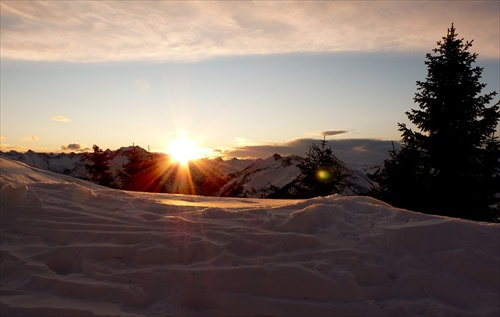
118 146 167 192
375 141 431 211
295 137 345 198
84 145 115 188
118 146 145 190
379 24 500 221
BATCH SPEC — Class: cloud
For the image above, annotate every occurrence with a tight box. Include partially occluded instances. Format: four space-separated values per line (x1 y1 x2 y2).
51 115 72 122
61 143 89 152
321 130 347 136
220 138 400 166
352 145 369 152
21 135 39 142
0 136 18 152
1 2 498 62
234 137 257 146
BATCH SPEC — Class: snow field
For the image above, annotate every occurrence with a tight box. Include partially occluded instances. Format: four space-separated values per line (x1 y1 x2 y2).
1 157 499 316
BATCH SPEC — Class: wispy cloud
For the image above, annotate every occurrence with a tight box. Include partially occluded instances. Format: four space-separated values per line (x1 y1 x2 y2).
21 135 39 142
51 115 72 122
1 1 497 62
0 144 28 152
234 137 257 146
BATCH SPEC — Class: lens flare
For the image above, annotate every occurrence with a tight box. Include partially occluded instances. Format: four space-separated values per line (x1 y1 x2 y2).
167 135 203 165
315 168 333 183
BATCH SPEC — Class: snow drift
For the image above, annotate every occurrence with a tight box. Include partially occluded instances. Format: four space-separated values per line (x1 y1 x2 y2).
1 157 498 316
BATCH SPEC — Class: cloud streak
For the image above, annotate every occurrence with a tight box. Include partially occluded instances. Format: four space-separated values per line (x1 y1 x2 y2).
51 115 72 122
21 135 39 142
220 138 400 166
1 2 498 62
321 130 347 136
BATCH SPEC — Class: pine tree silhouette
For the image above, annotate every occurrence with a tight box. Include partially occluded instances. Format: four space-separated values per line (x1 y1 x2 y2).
84 145 115 188
296 137 346 198
379 24 499 221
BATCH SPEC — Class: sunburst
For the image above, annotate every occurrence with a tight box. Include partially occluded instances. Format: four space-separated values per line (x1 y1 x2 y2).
167 135 203 166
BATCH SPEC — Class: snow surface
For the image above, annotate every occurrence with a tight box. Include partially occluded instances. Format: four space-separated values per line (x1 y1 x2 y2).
1 157 499 316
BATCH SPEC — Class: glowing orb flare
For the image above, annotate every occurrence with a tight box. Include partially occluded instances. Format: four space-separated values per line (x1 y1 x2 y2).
315 168 333 183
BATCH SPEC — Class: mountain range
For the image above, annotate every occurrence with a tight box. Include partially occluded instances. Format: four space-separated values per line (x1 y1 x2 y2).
0 147 377 198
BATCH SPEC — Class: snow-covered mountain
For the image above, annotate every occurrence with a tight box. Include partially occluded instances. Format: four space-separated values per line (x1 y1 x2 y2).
0 149 88 177
0 148 376 198
218 153 375 198
0 147 150 180
219 154 302 197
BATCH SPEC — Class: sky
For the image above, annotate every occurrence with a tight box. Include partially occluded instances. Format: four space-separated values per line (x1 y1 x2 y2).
1 1 499 164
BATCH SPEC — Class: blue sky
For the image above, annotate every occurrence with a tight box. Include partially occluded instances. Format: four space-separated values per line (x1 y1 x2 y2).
1 1 499 164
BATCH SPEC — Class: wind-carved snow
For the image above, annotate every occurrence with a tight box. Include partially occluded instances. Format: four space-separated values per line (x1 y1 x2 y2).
0 157 498 316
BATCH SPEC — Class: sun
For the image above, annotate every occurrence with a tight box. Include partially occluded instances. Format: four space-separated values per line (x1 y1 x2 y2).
167 135 203 165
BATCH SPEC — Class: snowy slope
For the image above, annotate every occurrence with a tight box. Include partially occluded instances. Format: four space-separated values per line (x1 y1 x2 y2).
1 157 498 316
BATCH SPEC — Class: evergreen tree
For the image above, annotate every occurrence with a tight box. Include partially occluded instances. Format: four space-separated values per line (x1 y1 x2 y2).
295 137 345 198
118 146 167 192
379 24 499 221
84 145 115 188
119 145 147 190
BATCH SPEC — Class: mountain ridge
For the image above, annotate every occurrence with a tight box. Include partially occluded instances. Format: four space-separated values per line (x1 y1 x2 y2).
0 147 376 198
